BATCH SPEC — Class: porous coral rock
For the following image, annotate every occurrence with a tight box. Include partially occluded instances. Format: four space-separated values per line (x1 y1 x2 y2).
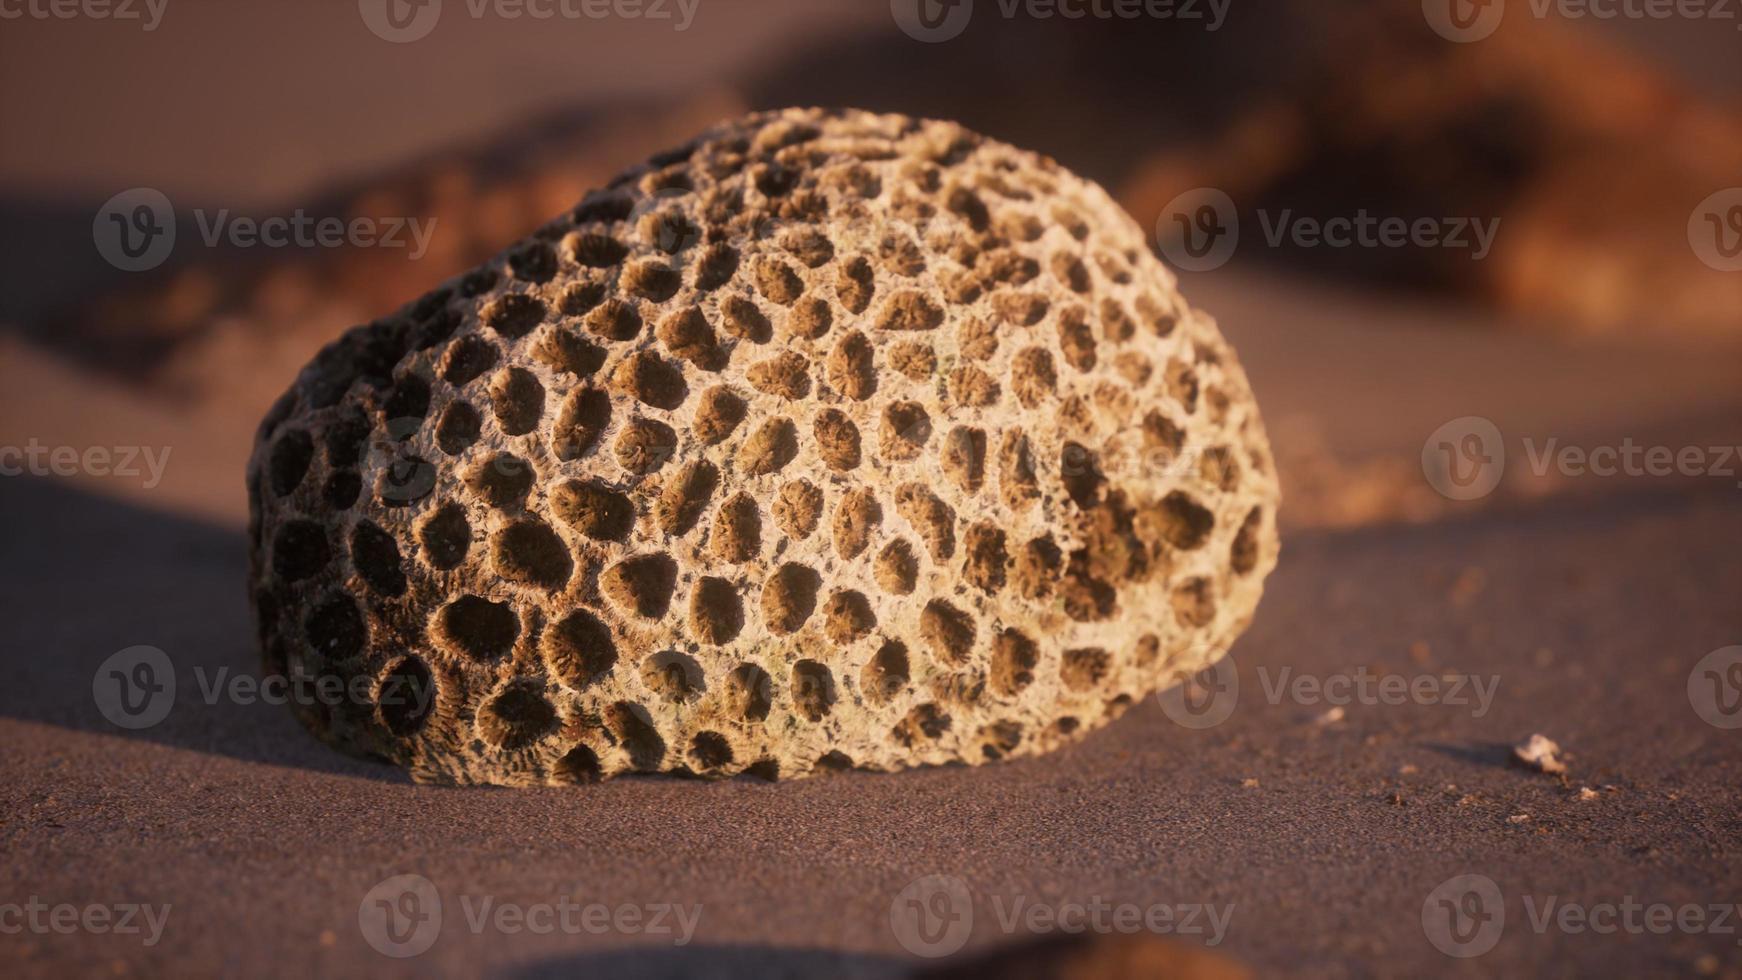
246 108 1281 785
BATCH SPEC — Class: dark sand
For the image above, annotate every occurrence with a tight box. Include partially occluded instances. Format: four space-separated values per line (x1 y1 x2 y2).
3 412 1739 976
2 247 1740 978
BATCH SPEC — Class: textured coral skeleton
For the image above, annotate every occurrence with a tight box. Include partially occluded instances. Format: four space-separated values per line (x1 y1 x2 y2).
246 108 1281 785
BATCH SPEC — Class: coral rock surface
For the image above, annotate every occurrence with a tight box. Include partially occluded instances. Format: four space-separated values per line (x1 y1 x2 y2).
246 108 1281 785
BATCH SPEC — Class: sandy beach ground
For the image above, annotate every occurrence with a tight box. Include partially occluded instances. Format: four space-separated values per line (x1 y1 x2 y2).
3 3 1739 974
2 270 1738 977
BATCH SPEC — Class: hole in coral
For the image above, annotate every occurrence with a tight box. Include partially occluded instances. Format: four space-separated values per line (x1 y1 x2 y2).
272 521 329 582
727 663 772 721
571 233 629 268
739 417 798 476
655 460 716 535
542 609 617 689
552 480 635 541
613 418 678 475
419 503 471 570
689 576 743 645
507 242 557 283
489 368 545 436
762 562 820 635
305 594 365 663
491 519 572 591
268 429 314 497
482 293 546 339
382 375 431 438
991 630 1038 696
791 660 835 721
693 386 746 445
438 595 518 661
351 521 407 597
478 680 556 750
814 408 861 471
610 350 688 410
822 590 875 645
642 651 704 703
466 452 533 510
874 538 919 595
920 599 976 665
323 470 362 509
862 641 910 704
711 493 762 563
601 553 678 619
583 299 642 341
436 401 482 456
1152 491 1215 551
1232 507 1263 576
554 387 611 461
441 336 499 387
688 732 733 771
1060 648 1111 692
605 702 665 770
377 656 435 737
324 409 371 466
553 744 603 783
376 454 436 507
